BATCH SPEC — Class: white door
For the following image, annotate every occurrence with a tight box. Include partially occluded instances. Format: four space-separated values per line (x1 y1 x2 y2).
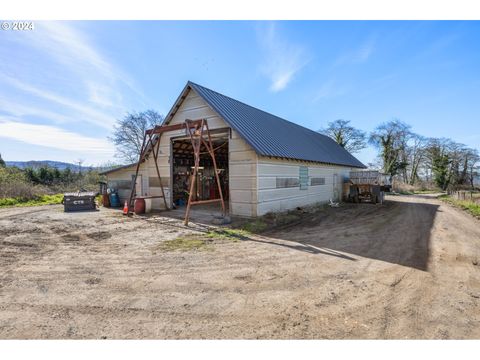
333 173 339 201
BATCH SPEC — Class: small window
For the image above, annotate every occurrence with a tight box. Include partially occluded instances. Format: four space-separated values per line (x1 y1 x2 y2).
310 177 326 186
276 177 299 188
299 166 308 190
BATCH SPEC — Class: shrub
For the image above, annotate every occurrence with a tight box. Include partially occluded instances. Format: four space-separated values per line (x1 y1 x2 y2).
1 165 104 206
0 167 50 199
0 194 64 207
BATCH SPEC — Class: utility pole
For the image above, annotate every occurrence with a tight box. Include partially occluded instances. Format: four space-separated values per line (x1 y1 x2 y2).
77 159 85 175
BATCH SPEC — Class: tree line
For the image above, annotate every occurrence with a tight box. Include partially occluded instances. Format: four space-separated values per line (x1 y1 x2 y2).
23 166 87 187
0 154 104 199
320 119 479 190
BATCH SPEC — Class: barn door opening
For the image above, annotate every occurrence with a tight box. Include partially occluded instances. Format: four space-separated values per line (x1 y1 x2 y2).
171 135 229 210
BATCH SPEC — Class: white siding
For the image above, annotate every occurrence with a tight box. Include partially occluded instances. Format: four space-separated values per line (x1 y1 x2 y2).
105 88 258 216
229 129 257 217
105 165 145 205
256 156 353 216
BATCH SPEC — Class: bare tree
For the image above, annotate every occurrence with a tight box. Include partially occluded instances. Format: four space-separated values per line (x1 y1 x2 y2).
319 119 367 154
446 141 468 188
406 134 428 185
421 138 479 190
109 110 164 163
449 145 479 189
459 148 479 187
466 150 480 188
369 119 411 179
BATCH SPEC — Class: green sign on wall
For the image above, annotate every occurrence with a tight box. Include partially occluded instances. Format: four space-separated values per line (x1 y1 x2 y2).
299 166 308 190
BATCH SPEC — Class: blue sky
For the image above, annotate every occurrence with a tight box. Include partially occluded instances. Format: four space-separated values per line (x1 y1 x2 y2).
1 21 479 166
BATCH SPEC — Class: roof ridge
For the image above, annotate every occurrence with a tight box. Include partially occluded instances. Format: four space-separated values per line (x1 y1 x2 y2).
188 81 331 140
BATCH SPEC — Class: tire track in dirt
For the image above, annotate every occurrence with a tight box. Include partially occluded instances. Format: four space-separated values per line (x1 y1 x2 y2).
1 196 480 339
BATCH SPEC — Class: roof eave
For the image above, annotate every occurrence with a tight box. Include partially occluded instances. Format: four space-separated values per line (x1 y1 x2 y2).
162 81 195 126
99 163 136 175
258 155 366 169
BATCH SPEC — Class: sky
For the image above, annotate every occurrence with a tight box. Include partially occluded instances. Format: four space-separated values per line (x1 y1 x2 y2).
0 21 479 166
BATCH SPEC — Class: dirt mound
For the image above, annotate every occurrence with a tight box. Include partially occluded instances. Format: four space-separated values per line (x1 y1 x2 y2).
86 231 112 241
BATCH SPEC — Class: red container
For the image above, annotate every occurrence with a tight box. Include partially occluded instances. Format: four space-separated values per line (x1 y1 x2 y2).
102 194 110 207
134 198 145 215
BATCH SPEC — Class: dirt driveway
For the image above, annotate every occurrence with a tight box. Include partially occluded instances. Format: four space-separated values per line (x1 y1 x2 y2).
1 194 479 339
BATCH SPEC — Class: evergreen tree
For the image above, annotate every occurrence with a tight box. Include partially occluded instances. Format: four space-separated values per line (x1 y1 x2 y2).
432 153 450 190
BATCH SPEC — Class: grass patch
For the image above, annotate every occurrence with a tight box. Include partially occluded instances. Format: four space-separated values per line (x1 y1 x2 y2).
0 194 64 208
413 190 441 194
159 237 213 251
205 228 250 241
438 194 480 218
240 219 268 233
396 190 414 195
158 228 250 252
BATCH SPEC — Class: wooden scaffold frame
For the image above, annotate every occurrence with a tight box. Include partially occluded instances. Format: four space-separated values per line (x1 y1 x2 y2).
127 118 226 226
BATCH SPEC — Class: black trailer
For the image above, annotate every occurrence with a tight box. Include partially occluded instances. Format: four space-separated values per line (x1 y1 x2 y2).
63 192 97 212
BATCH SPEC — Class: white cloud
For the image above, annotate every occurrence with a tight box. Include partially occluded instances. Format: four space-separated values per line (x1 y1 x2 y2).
258 22 309 92
356 39 375 62
86 81 119 108
0 22 156 164
0 74 115 129
38 22 148 106
0 21 151 130
0 119 114 154
313 80 349 102
23 22 142 100
0 96 70 124
33 22 113 75
414 33 460 60
335 36 376 66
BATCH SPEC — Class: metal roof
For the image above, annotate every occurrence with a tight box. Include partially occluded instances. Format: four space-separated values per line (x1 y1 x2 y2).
186 81 366 168
99 163 136 175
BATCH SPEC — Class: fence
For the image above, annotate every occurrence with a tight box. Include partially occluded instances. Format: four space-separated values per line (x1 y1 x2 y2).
448 190 480 203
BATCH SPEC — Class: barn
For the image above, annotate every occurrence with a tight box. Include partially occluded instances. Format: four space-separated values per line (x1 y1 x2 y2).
101 81 365 217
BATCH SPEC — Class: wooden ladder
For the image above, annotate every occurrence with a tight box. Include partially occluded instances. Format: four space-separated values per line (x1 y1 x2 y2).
183 119 226 225
126 118 226 226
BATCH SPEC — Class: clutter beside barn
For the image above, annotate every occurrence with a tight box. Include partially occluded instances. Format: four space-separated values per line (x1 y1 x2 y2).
346 170 391 204
100 81 366 218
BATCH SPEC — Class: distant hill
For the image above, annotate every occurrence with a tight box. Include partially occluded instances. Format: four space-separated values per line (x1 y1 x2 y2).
6 160 95 171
